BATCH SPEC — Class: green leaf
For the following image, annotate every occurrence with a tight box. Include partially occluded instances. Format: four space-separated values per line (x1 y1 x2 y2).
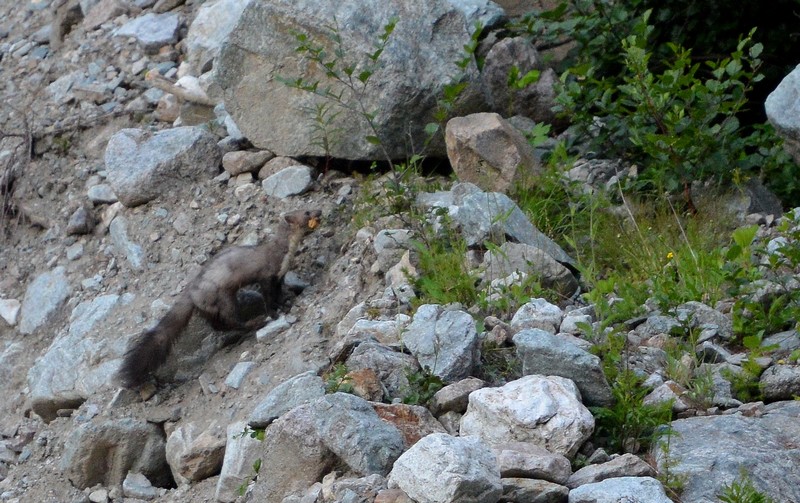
732 225 758 249
424 122 440 136
365 135 381 145
749 43 763 59
357 70 372 83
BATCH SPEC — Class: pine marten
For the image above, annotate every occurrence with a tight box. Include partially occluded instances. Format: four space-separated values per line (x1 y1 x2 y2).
118 209 321 388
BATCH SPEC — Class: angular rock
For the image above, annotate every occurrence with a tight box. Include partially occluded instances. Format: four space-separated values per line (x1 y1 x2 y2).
185 0 250 74
492 441 571 484
567 476 672 503
104 127 221 207
514 329 613 406
28 294 124 421
222 150 274 176
766 63 800 164
655 400 800 502
122 472 159 500
483 242 579 297
312 393 404 475
675 301 733 341
566 453 655 489
61 418 169 489
321 473 387 503
510 298 563 334
19 266 72 335
215 421 265 503
445 112 541 193
760 364 800 401
374 229 415 254
211 0 486 159
249 370 326 428
481 37 558 123
345 342 419 400
0 298 21 326
165 421 226 484
113 12 179 52
418 183 574 266
460 375 594 458
500 478 568 503
429 376 486 416
373 403 447 448
643 380 694 413
67 206 95 235
402 304 480 382
109 216 145 271
262 165 313 199
388 433 502 503
87 183 118 204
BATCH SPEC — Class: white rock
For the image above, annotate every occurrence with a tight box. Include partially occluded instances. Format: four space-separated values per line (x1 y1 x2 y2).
388 433 502 503
460 374 594 458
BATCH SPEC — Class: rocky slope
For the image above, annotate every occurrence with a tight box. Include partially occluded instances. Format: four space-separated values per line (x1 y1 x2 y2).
1 1 800 503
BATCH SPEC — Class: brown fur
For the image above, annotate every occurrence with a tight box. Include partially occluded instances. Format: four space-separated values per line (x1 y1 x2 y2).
118 209 321 388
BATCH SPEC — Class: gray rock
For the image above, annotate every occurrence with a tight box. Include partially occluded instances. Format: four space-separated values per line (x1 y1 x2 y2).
481 37 558 123
460 375 594 458
655 401 800 502
215 421 264 503
185 0 251 74
447 0 506 32
27 294 122 421
429 376 486 416
104 127 221 207
211 0 486 159
445 112 542 193
165 421 226 485
66 206 95 235
345 342 419 400
321 473 387 503
122 472 159 500
766 63 800 165
760 364 800 402
566 453 655 489
109 216 145 271
262 165 313 199
419 183 575 266
344 315 412 344
643 380 694 413
222 149 274 176
388 433 502 503
87 182 117 205
311 393 404 475
113 12 179 52
249 370 325 428
403 304 480 382
567 476 672 503
19 266 72 335
510 298 564 334
374 229 415 254
66 242 84 261
675 301 733 341
500 478 568 503
61 418 170 489
224 361 255 389
492 441 571 484
514 329 613 406
0 299 21 326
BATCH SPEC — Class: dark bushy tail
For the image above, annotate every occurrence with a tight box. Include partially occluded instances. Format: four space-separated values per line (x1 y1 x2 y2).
118 295 194 388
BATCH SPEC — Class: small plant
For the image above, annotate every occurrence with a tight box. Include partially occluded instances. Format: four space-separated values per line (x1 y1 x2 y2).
590 369 673 454
402 366 444 406
324 363 354 394
718 470 775 503
476 340 522 385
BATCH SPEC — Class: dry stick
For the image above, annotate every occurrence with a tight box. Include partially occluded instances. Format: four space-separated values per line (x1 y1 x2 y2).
144 71 216 106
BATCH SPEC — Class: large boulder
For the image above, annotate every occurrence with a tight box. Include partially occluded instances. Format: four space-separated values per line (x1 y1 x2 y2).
388 433 502 503
27 294 128 422
655 400 800 502
766 63 800 165
104 127 221 207
460 374 594 458
445 112 542 193
210 0 487 159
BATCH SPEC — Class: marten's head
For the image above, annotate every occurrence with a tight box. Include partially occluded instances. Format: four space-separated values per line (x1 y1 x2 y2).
283 209 322 232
